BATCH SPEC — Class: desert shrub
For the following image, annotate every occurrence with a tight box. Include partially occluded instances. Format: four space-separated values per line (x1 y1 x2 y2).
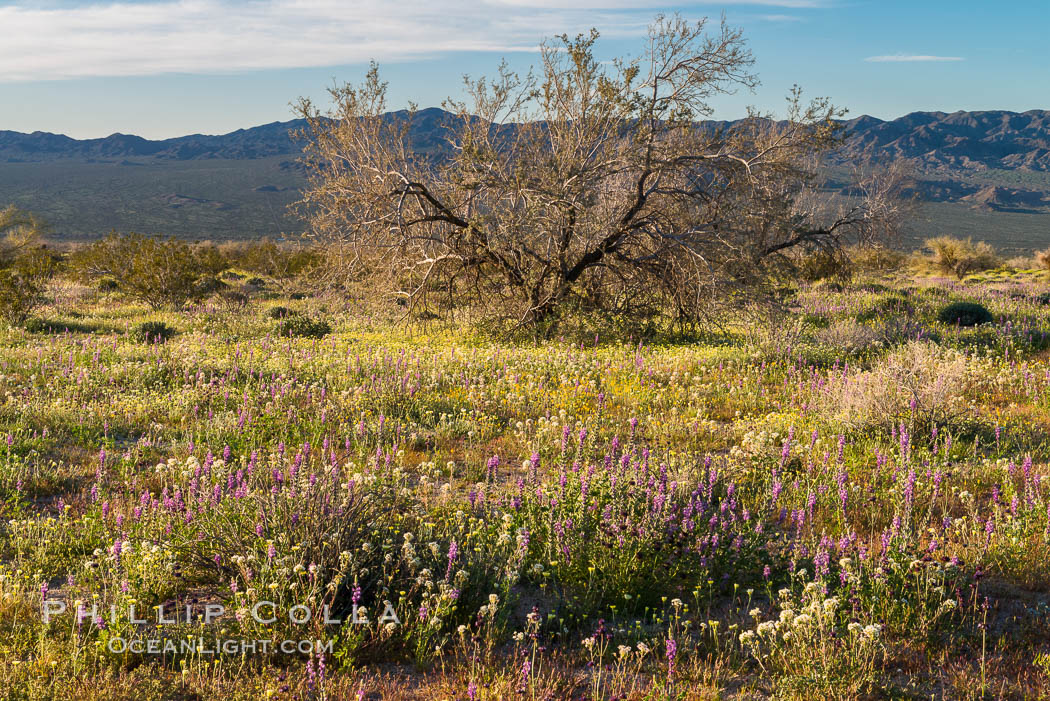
131 321 176 344
738 299 809 357
213 286 250 310
1036 292 1050 306
925 236 1001 278
1006 255 1039 270
938 301 993 327
96 277 119 292
267 306 296 320
276 315 330 338
819 340 968 431
803 313 830 329
0 205 56 323
1036 247 1050 271
0 247 57 323
298 21 905 332
814 320 883 354
850 244 906 272
69 233 227 309
23 317 53 334
796 249 853 282
195 275 227 297
220 239 321 280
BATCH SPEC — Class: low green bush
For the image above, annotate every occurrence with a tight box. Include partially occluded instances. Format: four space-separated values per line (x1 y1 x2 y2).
802 313 831 329
132 320 176 343
0 205 56 323
267 306 296 320
937 301 993 327
70 233 227 310
276 315 330 338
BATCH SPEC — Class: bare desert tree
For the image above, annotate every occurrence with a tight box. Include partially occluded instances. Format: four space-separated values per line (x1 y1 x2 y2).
294 14 901 331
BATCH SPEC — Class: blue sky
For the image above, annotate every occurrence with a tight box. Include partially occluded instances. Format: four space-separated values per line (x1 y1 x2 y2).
0 0 1046 139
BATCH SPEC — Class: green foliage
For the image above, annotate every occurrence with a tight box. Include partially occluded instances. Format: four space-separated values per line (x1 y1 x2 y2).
220 238 321 280
275 314 330 338
924 236 1001 278
0 204 56 323
796 249 853 282
266 305 295 319
209 285 250 311
70 232 228 309
23 317 57 334
938 301 994 327
0 246 57 323
811 279 844 293
96 277 120 292
131 320 176 343
802 313 831 329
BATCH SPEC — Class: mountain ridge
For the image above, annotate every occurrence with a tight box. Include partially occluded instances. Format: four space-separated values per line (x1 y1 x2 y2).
3 107 1050 172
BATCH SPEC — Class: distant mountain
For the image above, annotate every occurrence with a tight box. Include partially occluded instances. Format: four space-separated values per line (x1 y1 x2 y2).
0 108 468 163
3 108 1049 171
1 108 1048 247
0 119 308 162
835 110 1050 172
961 185 1050 213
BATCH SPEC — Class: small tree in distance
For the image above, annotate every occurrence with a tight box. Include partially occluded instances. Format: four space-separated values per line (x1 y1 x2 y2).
71 232 226 310
0 204 56 323
295 14 905 333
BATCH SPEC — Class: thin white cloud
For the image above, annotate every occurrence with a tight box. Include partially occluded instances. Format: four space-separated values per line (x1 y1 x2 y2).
0 0 822 82
865 53 964 63
490 0 823 6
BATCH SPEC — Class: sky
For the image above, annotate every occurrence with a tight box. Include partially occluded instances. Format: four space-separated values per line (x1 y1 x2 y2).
0 0 1047 140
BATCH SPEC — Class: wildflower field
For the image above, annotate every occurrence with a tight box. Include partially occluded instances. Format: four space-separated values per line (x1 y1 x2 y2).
2 270 1050 700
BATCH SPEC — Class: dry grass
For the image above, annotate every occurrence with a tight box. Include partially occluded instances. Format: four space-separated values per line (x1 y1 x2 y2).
818 340 969 430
